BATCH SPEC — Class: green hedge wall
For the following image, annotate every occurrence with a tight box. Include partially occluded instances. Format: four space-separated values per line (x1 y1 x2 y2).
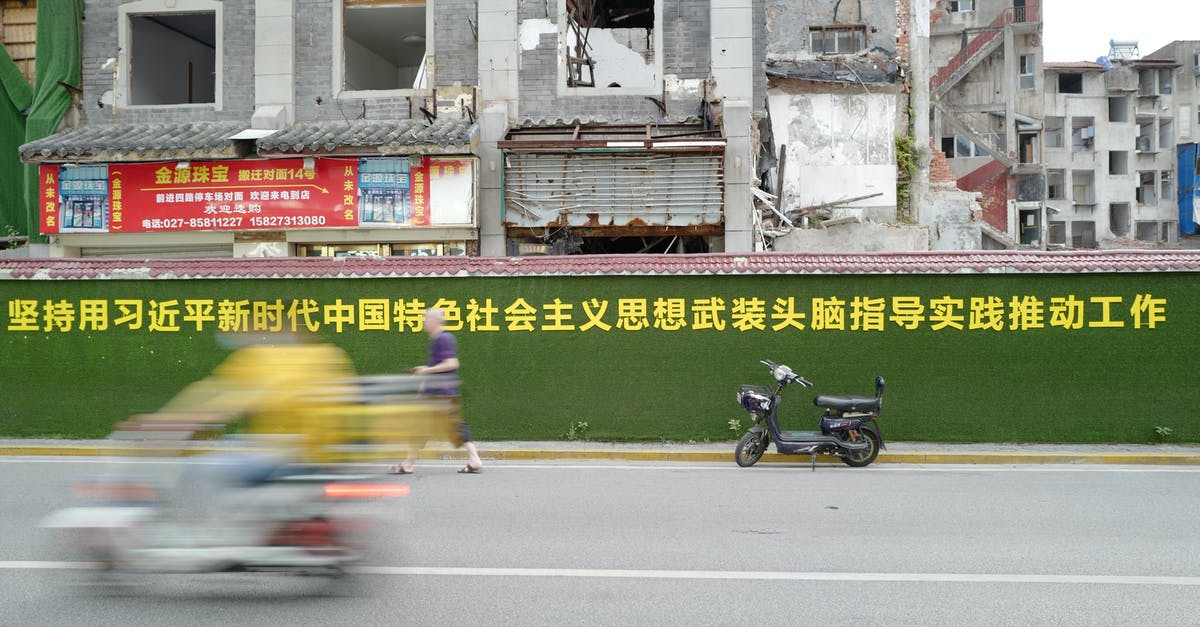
1 271 1195 443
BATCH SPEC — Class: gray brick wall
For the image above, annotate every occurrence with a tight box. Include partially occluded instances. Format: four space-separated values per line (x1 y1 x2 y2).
435 0 479 86
81 0 255 125
294 0 413 122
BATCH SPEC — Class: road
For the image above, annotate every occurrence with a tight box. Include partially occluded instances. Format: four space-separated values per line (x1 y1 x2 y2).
3 456 1200 626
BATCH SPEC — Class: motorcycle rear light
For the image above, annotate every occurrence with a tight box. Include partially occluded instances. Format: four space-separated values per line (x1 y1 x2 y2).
71 481 157 502
324 483 411 499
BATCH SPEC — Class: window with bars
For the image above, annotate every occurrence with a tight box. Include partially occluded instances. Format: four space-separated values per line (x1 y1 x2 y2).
809 25 866 55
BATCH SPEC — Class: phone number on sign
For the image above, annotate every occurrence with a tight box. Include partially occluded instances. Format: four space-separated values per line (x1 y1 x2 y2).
249 215 328 228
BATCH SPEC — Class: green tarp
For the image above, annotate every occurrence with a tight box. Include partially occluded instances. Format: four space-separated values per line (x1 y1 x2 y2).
0 0 82 241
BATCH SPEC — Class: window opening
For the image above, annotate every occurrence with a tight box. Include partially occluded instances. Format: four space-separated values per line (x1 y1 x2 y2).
1044 117 1064 148
949 0 974 11
1058 73 1083 94
1019 54 1035 89
129 12 216 105
1137 171 1157 206
343 0 427 92
566 0 655 88
1071 118 1095 152
1109 203 1131 237
1046 170 1064 200
1109 151 1129 176
1107 96 1129 123
809 25 867 55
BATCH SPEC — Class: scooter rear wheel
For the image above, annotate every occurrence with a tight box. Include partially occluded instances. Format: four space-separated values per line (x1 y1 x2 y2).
735 431 767 467
839 430 881 467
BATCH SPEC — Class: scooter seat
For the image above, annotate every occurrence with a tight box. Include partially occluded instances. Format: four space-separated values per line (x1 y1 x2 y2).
813 395 880 413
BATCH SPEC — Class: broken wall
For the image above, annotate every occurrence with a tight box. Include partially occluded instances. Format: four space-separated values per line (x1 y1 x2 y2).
765 0 897 61
772 220 928 251
514 0 766 122
768 88 898 220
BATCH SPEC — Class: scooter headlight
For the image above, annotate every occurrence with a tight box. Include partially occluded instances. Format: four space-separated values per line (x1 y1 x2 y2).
773 365 793 382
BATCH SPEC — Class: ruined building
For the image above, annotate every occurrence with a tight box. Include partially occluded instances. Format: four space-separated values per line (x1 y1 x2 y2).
10 0 765 258
927 0 1044 248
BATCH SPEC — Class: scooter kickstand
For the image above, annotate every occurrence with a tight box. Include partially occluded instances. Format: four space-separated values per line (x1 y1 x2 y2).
810 453 816 471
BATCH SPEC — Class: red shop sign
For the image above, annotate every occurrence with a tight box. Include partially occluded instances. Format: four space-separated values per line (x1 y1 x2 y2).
110 158 359 232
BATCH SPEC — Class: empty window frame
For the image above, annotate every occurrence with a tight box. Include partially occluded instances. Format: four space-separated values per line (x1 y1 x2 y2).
1019 54 1035 89
1136 118 1155 152
1044 117 1064 148
809 25 867 55
1109 202 1131 236
1137 171 1157 205
1072 170 1095 205
1109 151 1129 176
1071 117 1095 152
564 0 658 90
1107 96 1130 123
338 0 428 93
1058 73 1083 94
1159 118 1174 150
1046 170 1065 200
126 9 218 105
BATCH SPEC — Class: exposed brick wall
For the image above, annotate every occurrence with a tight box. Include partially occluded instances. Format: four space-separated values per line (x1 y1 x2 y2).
927 147 957 187
435 0 479 86
82 0 256 125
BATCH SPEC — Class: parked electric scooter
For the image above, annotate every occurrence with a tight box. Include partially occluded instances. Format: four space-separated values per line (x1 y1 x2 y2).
734 359 885 469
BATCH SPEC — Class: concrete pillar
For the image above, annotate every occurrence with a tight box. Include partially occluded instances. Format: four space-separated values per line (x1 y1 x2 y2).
478 103 510 256
910 0 932 223
723 100 754 252
253 0 295 128
477 0 520 256
711 0 754 252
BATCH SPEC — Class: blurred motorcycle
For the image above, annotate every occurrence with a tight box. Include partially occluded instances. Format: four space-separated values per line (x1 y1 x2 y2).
42 449 408 584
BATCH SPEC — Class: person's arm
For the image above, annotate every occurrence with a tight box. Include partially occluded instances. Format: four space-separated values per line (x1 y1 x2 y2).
414 357 459 375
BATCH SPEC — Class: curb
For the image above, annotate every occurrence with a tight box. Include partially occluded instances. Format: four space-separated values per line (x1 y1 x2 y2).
2 444 1200 466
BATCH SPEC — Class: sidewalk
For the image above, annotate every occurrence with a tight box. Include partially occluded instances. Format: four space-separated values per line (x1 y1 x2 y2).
3 438 1200 465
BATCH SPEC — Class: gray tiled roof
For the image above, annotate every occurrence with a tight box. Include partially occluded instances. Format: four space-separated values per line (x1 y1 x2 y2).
19 122 247 163
255 117 478 155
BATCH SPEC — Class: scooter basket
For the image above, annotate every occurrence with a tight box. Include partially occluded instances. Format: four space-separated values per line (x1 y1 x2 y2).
737 385 773 413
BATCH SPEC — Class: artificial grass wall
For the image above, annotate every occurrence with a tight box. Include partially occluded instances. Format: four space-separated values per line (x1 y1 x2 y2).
1 271 1194 443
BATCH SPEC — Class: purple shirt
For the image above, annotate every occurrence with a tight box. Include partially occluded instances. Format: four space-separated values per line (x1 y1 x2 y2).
426 331 459 396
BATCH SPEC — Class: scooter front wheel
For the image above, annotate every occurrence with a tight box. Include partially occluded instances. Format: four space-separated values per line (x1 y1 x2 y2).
735 431 767 467
839 429 881 467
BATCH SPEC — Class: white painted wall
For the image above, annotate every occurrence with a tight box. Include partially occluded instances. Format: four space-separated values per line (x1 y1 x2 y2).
768 92 898 215
564 27 656 89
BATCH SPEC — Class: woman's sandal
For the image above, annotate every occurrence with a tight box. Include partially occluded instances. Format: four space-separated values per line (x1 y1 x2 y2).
457 464 482 474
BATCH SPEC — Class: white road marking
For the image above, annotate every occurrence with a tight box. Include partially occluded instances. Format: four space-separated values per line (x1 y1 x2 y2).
3 456 1200 472
5 561 1200 586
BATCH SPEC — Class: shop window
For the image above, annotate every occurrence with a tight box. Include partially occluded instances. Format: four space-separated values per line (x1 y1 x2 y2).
119 1 220 106
564 0 660 91
337 0 428 93
809 25 866 55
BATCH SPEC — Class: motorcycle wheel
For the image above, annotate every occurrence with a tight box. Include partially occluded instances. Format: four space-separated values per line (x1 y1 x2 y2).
839 430 881 467
735 431 767 467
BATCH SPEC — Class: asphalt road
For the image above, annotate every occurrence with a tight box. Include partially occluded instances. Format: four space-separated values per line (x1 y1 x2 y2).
3 456 1200 626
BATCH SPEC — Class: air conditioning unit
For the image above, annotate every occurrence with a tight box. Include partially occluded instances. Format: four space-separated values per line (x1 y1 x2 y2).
1136 137 1152 152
